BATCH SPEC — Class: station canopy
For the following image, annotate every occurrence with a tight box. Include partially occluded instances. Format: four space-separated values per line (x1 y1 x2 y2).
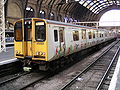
78 0 120 14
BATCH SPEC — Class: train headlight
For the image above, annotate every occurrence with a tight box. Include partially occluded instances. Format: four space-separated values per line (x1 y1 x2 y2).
42 52 45 55
16 50 18 54
40 52 45 56
16 50 20 54
36 52 40 55
36 51 45 56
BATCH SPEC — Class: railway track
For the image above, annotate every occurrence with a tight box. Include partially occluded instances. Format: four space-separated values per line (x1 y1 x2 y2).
0 61 22 77
60 40 120 90
20 41 120 90
0 72 30 86
96 46 120 90
0 40 119 90
0 70 51 90
19 73 51 90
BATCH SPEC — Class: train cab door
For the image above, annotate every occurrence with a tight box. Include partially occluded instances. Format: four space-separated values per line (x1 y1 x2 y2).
23 20 32 57
59 27 65 56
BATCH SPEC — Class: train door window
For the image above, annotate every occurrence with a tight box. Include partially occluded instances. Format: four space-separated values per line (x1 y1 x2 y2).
35 21 46 42
54 30 58 42
88 31 92 39
73 31 79 41
96 30 99 37
93 31 95 38
110 32 111 36
82 29 86 39
105 33 107 37
28 29 32 40
24 20 32 41
102 33 104 37
100 33 102 37
14 21 23 41
59 30 63 42
59 27 64 42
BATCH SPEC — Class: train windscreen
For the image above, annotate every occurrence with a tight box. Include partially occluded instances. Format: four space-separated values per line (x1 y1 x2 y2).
14 21 23 41
35 21 46 42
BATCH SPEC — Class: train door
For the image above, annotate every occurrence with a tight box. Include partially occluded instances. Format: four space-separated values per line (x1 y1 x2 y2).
24 20 32 57
14 20 23 57
59 27 65 56
81 29 87 49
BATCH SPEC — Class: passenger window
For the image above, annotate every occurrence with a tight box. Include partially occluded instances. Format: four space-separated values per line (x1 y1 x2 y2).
82 29 86 39
73 31 79 41
54 30 58 42
88 31 92 39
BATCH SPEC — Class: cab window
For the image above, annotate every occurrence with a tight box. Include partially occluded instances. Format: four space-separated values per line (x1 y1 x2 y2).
14 21 23 41
35 21 46 42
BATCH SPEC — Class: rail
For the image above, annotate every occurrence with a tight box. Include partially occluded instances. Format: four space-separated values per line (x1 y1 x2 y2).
96 46 120 90
60 40 119 90
19 73 52 90
0 72 30 86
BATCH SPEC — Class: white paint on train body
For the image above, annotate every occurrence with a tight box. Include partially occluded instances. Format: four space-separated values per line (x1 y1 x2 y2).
46 20 117 62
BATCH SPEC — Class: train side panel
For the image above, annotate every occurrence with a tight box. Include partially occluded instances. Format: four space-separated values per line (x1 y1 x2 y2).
48 24 68 61
47 23 57 61
47 24 83 61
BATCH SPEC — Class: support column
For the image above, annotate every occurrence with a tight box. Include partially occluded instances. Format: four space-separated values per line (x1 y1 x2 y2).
0 0 6 52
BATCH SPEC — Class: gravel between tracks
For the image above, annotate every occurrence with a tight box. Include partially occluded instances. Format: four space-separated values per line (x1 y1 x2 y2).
0 72 47 90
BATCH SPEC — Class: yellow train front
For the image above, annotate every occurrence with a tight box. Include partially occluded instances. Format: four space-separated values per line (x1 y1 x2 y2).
14 18 48 71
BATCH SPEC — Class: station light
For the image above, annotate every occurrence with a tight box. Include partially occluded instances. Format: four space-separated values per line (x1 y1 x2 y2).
75 0 79 1
67 0 77 3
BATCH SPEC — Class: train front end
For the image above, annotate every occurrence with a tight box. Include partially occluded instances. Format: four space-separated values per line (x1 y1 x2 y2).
14 18 48 71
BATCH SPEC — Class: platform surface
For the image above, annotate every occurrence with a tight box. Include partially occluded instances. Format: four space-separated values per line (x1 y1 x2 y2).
0 47 17 65
109 55 120 90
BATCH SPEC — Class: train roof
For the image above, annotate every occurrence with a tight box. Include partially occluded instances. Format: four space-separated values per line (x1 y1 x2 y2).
44 19 97 30
24 18 97 30
21 18 98 30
